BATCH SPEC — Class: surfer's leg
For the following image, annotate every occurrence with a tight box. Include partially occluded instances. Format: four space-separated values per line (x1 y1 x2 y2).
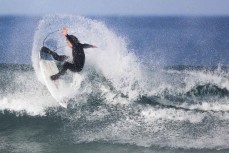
41 46 68 62
50 62 75 80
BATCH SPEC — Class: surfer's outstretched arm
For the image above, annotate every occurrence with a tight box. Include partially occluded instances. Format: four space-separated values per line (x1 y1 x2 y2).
61 27 78 47
81 44 97 49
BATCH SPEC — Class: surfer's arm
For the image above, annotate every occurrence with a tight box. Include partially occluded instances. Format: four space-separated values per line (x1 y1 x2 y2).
81 43 97 49
61 27 78 46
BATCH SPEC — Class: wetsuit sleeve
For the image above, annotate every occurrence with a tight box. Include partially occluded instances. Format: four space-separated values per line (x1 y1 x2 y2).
66 34 77 46
81 43 95 49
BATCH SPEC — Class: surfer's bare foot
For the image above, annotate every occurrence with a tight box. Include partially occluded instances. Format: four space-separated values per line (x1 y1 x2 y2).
50 74 59 80
41 46 51 53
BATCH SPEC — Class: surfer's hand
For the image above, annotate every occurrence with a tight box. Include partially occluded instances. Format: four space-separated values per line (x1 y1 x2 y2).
61 27 68 36
92 45 97 48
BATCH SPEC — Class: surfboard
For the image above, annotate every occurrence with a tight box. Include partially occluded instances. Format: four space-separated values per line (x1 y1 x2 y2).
39 48 69 108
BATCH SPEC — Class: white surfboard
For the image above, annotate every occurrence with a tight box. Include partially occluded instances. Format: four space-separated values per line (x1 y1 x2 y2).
39 48 71 108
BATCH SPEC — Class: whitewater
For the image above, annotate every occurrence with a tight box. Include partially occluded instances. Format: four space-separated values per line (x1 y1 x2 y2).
1 15 229 152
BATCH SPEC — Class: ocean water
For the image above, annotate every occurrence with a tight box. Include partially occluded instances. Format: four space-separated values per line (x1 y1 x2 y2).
1 15 229 153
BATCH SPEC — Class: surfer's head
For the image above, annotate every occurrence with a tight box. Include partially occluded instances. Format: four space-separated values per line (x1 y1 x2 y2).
66 35 79 48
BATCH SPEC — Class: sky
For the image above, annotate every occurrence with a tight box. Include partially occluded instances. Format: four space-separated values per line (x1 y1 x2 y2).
1 0 229 16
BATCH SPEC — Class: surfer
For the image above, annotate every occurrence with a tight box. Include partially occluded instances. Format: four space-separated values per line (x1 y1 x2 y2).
41 27 97 80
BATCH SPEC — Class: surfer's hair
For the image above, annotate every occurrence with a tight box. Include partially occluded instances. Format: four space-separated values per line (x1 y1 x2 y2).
67 35 79 44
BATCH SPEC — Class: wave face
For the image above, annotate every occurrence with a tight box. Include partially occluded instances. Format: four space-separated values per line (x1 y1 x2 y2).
1 15 229 150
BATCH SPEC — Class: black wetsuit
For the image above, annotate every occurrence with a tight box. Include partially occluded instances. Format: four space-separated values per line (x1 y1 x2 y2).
41 34 94 80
